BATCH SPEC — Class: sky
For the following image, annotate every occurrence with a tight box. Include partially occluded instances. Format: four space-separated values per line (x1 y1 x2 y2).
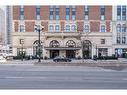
0 6 5 11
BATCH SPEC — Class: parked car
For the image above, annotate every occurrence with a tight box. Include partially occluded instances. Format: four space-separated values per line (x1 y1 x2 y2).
53 56 72 62
0 55 6 63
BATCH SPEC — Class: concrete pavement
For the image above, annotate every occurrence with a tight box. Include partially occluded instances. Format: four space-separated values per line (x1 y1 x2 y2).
0 65 127 89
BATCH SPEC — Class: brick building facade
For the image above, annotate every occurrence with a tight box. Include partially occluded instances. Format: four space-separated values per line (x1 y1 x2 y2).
12 5 126 59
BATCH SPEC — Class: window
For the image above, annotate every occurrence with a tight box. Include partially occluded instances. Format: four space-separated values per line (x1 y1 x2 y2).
36 6 40 20
117 36 121 44
49 25 54 31
122 6 126 20
84 25 89 32
84 6 89 20
20 6 24 20
50 40 60 47
20 25 25 32
98 48 108 56
66 40 76 47
19 39 24 44
66 25 70 32
72 6 76 20
71 25 76 32
122 37 126 44
49 6 54 20
55 25 60 31
122 24 126 32
100 6 105 20
66 6 70 20
117 6 121 20
117 24 121 32
101 39 105 44
100 25 106 32
55 6 60 20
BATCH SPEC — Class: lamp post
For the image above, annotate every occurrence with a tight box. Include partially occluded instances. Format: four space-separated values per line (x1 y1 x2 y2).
20 39 24 61
35 25 44 62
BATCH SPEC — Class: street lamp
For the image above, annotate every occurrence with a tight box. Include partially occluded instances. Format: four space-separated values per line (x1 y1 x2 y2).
35 25 44 62
20 39 24 61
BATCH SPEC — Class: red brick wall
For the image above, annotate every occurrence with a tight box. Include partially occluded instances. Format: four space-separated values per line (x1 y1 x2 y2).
60 21 65 31
14 21 19 32
24 6 36 20
90 21 100 32
25 21 35 32
89 6 100 20
40 6 49 20
106 21 111 32
76 6 84 20
41 22 48 32
77 22 84 32
13 6 20 20
59 6 66 20
105 6 112 20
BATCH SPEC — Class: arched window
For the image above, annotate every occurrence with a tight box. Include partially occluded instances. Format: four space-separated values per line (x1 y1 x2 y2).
50 40 60 47
66 40 76 47
117 24 121 32
122 24 126 32
33 40 43 57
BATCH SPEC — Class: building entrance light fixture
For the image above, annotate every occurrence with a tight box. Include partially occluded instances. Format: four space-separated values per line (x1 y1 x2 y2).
35 25 44 62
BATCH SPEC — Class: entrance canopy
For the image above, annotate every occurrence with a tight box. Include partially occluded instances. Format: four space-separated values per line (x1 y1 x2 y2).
45 47 81 50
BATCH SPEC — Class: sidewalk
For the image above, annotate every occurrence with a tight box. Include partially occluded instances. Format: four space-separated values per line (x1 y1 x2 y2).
1 58 127 65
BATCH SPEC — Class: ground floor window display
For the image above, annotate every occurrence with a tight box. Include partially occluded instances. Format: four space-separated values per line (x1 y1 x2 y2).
115 48 127 58
98 48 108 57
33 40 43 57
17 48 26 57
82 40 92 59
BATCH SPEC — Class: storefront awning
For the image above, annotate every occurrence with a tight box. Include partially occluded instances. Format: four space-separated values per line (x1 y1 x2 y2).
44 47 81 50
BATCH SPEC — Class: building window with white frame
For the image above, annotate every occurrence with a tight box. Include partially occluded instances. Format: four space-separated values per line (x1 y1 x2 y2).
36 6 40 20
49 6 54 20
100 25 106 32
122 24 126 32
122 36 126 44
84 6 89 20
71 25 76 32
117 36 121 44
84 25 89 32
55 6 60 20
20 25 25 32
117 24 121 32
20 6 24 20
66 25 70 32
66 6 70 20
49 25 54 32
55 25 60 32
72 6 76 20
117 6 121 20
100 6 105 20
122 6 126 20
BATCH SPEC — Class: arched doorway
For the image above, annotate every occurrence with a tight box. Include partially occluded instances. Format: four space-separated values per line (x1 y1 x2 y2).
66 40 76 58
33 40 43 57
49 40 60 58
82 40 92 59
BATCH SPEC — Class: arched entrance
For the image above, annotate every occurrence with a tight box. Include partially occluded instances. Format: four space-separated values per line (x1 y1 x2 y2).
82 40 92 59
33 40 43 57
49 40 60 58
66 40 76 58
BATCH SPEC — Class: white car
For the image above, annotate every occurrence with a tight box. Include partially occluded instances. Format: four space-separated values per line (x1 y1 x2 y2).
0 56 6 63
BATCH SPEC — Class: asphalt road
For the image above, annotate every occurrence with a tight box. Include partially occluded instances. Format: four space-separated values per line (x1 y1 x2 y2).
0 64 127 89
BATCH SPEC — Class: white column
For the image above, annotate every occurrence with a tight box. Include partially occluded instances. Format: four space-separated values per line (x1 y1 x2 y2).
13 48 17 56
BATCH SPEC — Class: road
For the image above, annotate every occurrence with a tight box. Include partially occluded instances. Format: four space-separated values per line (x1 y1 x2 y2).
0 64 127 89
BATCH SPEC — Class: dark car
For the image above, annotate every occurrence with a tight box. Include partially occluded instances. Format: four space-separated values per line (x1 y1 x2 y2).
53 56 72 62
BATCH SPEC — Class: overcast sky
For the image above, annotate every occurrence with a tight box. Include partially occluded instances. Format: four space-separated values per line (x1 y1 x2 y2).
0 6 5 11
